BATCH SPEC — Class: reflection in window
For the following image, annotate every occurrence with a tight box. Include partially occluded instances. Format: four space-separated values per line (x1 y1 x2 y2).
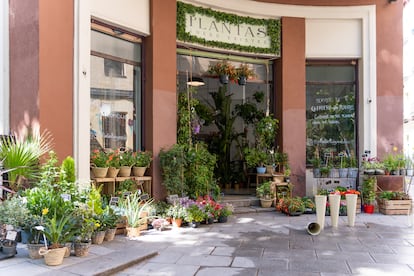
102 112 127 149
90 29 142 152
104 59 125 77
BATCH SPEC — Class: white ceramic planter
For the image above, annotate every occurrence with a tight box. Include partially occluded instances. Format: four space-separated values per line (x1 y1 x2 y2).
315 195 327 230
345 194 358 227
328 194 341 227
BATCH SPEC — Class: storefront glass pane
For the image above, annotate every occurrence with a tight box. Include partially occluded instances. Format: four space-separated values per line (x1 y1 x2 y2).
90 31 142 152
306 64 357 166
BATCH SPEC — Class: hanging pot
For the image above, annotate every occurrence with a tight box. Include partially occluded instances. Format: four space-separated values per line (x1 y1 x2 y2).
238 76 247 85
219 74 229 84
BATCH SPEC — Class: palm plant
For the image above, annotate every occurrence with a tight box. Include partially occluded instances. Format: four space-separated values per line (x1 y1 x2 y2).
0 130 53 190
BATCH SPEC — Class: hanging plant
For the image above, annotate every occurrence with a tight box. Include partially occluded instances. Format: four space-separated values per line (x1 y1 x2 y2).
208 61 237 83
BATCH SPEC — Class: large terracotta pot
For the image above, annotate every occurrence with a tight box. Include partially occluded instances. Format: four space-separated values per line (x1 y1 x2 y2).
92 167 108 178
126 227 141 238
118 166 132 177
132 166 146 176
107 167 120 178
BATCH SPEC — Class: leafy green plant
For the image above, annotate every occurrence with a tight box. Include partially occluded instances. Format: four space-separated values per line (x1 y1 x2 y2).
132 151 152 167
166 202 187 220
159 144 188 196
244 147 267 168
43 210 77 248
100 206 120 230
379 191 410 200
91 149 109 167
118 191 154 228
256 181 274 199
0 195 30 229
0 130 53 189
362 176 376 204
119 150 135 166
185 204 205 223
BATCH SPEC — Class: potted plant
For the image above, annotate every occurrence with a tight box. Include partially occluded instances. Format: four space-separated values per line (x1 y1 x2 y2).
348 156 359 178
118 149 135 176
166 201 187 227
132 150 152 176
40 210 77 266
311 158 321 178
208 60 237 84
184 202 205 228
235 63 256 85
106 150 120 178
101 206 121 241
361 176 376 213
90 149 109 178
256 181 275 207
377 191 411 215
244 147 267 173
118 191 154 237
277 197 305 216
217 203 233 223
72 205 98 257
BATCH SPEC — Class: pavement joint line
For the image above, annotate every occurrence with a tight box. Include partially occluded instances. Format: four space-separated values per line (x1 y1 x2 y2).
92 251 159 276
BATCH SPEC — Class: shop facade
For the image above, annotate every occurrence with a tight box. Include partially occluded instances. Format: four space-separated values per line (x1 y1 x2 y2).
1 0 403 199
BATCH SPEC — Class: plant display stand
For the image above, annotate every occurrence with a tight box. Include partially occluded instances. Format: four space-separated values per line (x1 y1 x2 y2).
378 199 412 215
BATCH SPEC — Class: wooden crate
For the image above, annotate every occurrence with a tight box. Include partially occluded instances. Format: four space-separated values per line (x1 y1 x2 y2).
378 199 412 215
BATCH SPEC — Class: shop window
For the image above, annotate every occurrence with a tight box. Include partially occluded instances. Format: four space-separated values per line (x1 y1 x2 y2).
90 28 142 152
306 62 358 166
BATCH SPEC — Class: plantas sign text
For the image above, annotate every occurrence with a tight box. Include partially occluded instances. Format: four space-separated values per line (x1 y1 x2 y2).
185 13 271 49
177 2 281 55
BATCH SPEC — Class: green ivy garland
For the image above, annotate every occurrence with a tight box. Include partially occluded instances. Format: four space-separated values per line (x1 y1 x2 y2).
177 2 280 55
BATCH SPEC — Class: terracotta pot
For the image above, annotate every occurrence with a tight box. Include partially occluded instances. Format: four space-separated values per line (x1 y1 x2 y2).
107 167 120 178
104 228 117 241
126 227 141 238
92 167 108 178
118 166 132 177
172 218 183 227
132 166 146 176
91 231 106 245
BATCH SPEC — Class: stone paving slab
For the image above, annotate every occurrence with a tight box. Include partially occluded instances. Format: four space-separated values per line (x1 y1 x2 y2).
3 211 414 275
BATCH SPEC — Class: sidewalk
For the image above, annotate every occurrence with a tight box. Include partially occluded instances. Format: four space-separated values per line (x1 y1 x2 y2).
2 210 414 275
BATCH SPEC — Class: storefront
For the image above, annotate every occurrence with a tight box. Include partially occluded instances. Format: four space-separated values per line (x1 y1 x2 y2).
2 0 403 199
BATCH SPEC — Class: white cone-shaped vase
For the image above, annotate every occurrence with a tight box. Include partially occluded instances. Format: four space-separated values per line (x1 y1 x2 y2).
315 195 327 230
328 194 341 227
345 194 358 227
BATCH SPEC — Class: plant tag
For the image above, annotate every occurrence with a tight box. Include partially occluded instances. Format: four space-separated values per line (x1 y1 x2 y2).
6 230 17 241
109 197 119 205
61 193 71 201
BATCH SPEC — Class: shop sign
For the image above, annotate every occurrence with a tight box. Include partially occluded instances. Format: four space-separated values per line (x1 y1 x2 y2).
177 2 280 55
185 13 271 49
